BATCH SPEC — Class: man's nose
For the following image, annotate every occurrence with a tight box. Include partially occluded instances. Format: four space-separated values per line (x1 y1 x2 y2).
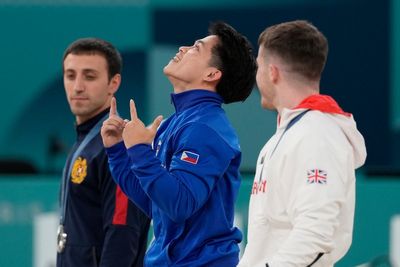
179 46 190 53
73 77 85 92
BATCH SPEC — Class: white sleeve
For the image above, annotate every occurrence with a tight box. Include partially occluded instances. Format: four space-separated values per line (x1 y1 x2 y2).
269 131 353 266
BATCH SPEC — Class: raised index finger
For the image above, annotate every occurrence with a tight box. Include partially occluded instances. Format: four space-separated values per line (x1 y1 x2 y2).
129 99 138 121
110 97 117 116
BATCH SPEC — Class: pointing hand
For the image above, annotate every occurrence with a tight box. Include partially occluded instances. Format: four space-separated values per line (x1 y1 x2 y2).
122 99 163 149
101 97 126 148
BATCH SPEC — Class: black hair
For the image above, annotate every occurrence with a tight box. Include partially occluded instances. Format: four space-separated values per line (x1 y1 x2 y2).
208 22 257 104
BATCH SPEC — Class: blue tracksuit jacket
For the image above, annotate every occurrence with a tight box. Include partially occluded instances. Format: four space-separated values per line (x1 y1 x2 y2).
106 90 243 266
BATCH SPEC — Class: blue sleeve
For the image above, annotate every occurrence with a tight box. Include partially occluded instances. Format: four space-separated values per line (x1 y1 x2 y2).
94 140 150 267
127 124 236 223
106 141 152 217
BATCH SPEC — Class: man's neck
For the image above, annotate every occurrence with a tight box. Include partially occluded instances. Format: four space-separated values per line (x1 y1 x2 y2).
76 106 110 125
168 77 216 94
275 81 319 114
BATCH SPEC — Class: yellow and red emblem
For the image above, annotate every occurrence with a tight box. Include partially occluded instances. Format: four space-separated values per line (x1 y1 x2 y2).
71 156 87 184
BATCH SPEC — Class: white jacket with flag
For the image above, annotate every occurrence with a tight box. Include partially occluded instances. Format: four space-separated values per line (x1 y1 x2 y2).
238 95 367 267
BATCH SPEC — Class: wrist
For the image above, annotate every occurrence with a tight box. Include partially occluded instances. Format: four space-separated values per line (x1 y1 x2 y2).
104 138 122 148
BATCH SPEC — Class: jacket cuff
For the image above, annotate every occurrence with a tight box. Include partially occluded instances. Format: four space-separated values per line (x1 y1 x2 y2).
126 144 154 167
105 141 125 156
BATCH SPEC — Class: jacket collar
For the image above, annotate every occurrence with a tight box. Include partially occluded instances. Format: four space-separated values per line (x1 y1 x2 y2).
76 108 109 140
171 89 223 113
294 94 351 116
278 94 351 128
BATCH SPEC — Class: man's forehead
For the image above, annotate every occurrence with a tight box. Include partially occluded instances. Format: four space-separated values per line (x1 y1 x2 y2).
196 35 219 46
64 53 106 63
64 53 107 70
205 35 219 42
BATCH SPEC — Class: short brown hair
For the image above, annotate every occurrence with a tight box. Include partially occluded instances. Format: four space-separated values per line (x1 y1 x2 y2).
258 20 328 81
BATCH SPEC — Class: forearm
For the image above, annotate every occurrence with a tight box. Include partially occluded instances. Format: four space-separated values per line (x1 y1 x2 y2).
127 144 210 223
106 141 151 215
269 198 341 266
269 227 331 266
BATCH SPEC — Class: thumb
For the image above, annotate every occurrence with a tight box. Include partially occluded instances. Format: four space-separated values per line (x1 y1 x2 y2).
149 115 163 132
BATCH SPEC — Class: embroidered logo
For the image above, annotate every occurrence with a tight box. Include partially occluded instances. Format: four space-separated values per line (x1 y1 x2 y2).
307 169 327 184
180 151 199 164
71 157 87 184
155 140 162 157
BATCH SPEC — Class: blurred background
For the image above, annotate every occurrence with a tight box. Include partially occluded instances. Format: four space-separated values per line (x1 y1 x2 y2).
0 0 399 266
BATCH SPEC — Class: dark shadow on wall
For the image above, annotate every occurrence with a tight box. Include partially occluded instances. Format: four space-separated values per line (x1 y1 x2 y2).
0 159 38 174
2 50 147 175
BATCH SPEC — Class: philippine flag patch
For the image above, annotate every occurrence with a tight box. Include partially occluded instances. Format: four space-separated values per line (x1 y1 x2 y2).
180 151 199 164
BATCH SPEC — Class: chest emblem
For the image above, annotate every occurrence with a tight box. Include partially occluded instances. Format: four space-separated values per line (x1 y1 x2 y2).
71 156 87 184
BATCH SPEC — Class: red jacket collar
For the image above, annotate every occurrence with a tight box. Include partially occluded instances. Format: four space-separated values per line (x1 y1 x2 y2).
294 94 351 117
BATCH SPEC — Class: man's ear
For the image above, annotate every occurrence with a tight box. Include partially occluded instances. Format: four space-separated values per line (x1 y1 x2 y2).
108 73 121 95
269 64 279 84
204 68 222 82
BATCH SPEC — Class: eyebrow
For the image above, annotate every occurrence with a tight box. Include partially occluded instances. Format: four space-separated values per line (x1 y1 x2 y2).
82 69 99 74
64 68 99 73
64 69 100 78
194 40 205 46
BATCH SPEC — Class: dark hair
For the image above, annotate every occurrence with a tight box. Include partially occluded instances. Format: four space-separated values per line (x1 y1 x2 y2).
63 37 122 81
208 22 257 104
258 20 328 81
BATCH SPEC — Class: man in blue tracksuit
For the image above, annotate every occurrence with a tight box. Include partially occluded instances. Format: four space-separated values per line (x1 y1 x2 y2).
101 22 257 266
58 38 150 267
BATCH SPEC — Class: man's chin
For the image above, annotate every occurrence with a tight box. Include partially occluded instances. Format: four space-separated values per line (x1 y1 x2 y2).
163 63 173 74
71 108 88 117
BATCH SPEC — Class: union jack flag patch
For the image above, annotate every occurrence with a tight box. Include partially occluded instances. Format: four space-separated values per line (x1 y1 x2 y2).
180 151 199 164
307 169 327 184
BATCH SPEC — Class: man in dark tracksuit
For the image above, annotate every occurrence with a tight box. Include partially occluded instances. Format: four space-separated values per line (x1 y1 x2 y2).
57 38 150 267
